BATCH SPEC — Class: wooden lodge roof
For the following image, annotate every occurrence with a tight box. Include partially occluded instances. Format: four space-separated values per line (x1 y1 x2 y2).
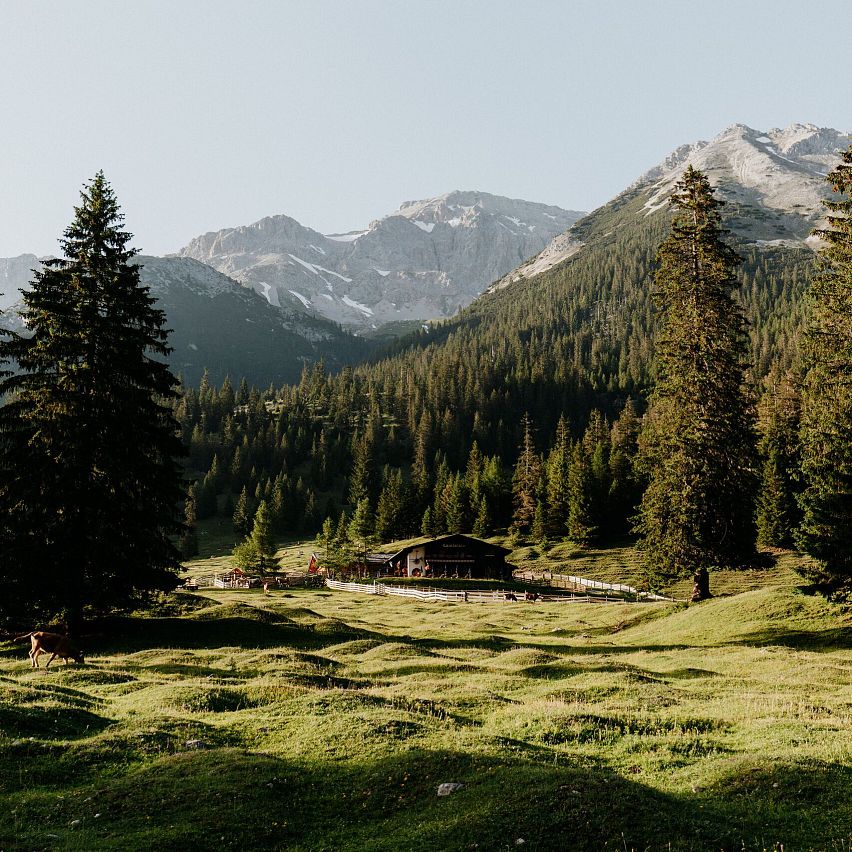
385 534 511 563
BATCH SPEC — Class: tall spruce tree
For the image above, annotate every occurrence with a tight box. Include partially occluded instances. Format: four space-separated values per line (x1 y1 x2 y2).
349 497 375 564
636 166 757 599
249 500 277 571
545 415 572 538
755 372 801 548
0 173 184 629
567 441 596 546
796 145 852 589
511 413 541 535
233 485 253 537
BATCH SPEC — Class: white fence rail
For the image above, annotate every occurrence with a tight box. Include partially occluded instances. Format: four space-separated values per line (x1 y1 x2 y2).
513 570 675 602
184 573 322 590
325 579 639 604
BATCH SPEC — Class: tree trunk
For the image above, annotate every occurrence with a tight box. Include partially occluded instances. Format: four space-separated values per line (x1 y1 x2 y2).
691 567 711 602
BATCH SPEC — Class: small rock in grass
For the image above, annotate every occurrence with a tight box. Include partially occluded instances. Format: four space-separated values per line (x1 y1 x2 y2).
185 739 208 750
437 782 463 797
516 840 526 846
70 819 81 827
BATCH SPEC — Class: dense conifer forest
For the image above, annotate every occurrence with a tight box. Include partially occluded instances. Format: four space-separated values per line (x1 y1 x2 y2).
177 185 816 587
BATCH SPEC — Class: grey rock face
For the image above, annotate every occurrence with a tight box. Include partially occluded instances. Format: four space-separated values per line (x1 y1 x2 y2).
0 254 41 310
633 123 849 239
178 191 584 329
0 254 364 387
496 123 850 291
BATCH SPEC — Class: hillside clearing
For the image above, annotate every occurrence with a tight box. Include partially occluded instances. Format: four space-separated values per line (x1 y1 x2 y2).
2 555 852 850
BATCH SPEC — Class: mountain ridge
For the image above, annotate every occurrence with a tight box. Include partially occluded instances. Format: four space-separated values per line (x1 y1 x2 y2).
0 254 368 387
493 122 849 291
178 190 585 329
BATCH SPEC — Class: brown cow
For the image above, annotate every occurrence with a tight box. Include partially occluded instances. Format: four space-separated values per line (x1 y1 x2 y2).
15 632 85 668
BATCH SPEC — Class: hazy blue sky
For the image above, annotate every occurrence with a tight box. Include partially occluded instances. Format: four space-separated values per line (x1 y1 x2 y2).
2 0 850 256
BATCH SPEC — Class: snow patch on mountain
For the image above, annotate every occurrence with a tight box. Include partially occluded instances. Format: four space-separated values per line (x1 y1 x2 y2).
258 282 280 306
342 295 373 316
633 123 849 238
179 190 584 329
288 290 311 309
493 122 850 293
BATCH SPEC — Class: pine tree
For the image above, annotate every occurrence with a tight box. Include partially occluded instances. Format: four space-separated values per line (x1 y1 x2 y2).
349 497 375 562
179 491 200 559
756 372 801 548
0 173 185 629
348 432 376 507
482 456 510 529
472 495 491 538
302 490 319 534
567 442 596 546
545 415 572 538
586 417 611 531
445 473 470 534
334 512 354 573
421 506 435 537
796 145 852 589
315 516 337 573
233 485 253 537
410 415 431 510
249 500 277 571
431 455 451 533
270 476 288 533
511 413 541 534
608 399 641 536
756 447 793 548
207 453 224 493
636 166 757 598
375 467 403 541
465 441 484 506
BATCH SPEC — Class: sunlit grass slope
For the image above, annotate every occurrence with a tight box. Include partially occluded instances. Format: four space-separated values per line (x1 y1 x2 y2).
2 561 851 850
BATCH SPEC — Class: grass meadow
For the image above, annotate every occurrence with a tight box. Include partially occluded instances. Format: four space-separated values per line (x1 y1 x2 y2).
2 542 852 850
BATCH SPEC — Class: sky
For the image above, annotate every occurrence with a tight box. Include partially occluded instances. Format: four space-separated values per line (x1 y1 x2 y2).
1 0 851 257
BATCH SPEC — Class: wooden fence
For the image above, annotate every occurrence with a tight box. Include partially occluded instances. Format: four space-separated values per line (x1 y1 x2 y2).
512 570 675 602
325 579 640 604
185 574 322 590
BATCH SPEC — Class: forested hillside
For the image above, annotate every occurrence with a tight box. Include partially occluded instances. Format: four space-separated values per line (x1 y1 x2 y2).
176 174 815 559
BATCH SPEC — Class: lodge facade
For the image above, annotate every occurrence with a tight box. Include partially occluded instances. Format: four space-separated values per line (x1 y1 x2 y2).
384 534 512 581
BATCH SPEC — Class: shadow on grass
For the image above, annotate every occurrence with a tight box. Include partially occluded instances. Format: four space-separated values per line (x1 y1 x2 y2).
0 702 112 741
730 625 852 651
2 746 851 851
86 610 377 655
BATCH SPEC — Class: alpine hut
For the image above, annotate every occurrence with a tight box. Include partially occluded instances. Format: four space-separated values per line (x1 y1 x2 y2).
384 534 512 580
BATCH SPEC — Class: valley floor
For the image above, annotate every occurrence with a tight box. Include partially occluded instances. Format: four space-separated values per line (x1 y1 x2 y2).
2 552 852 850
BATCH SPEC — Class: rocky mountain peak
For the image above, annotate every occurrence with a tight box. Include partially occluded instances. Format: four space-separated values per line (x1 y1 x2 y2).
494 122 850 292
178 191 585 329
635 123 849 229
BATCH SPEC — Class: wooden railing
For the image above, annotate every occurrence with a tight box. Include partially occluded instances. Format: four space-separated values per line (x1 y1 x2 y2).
325 579 637 603
185 573 322 590
512 570 676 602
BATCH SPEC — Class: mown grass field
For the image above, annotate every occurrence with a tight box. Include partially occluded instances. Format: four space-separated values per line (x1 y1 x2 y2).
2 545 852 850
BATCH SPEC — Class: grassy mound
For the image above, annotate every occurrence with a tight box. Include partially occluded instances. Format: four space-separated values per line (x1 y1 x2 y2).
3 556 852 849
